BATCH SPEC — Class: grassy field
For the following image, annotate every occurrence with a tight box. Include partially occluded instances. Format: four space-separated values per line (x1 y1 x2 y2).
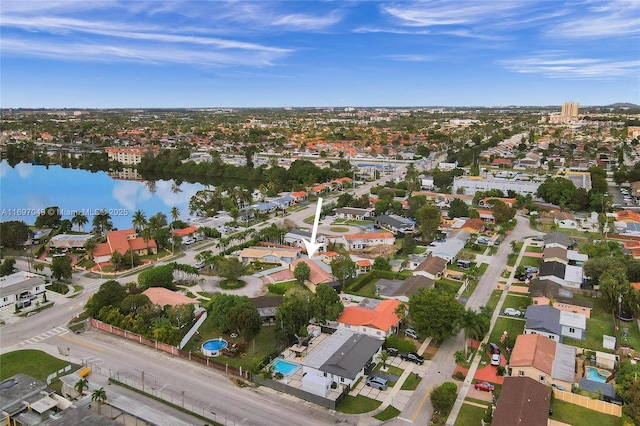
563 296 617 353
336 395 381 414
485 290 503 313
454 404 487 426
488 317 526 358
400 372 422 390
436 278 462 294
329 227 350 233
519 256 543 268
503 294 530 311
524 245 543 253
0 350 80 393
550 400 621 426
373 364 404 386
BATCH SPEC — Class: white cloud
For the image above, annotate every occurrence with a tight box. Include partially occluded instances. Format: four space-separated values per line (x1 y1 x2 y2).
385 54 434 62
552 1 640 38
382 1 525 27
500 54 640 79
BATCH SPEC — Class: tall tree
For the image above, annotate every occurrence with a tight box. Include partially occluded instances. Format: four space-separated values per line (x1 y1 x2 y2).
217 257 247 284
0 259 16 277
132 210 148 232
86 280 127 317
330 255 356 287
71 212 89 232
459 308 489 356
312 284 343 324
51 256 72 281
448 198 469 219
409 288 464 342
430 382 458 415
92 210 113 234
226 303 262 342
416 204 441 240
0 221 31 248
294 261 311 285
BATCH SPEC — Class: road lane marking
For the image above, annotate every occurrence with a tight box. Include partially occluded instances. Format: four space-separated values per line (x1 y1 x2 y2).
58 334 107 352
412 384 434 422
17 326 68 346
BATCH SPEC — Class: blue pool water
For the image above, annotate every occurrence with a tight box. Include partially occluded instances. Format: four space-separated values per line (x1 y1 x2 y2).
586 367 608 383
272 359 300 376
203 339 228 351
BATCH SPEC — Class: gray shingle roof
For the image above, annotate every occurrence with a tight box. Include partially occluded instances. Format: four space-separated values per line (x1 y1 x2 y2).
525 305 562 335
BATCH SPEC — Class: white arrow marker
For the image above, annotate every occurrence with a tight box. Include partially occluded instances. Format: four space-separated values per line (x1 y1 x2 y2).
302 197 324 258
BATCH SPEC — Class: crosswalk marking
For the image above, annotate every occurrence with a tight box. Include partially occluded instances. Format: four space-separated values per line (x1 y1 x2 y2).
17 326 68 347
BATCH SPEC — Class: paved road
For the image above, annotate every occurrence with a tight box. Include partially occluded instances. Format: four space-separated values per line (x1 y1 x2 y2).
391 214 538 425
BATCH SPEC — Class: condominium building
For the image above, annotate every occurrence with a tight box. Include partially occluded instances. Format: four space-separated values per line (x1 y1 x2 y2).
105 146 159 165
561 101 579 118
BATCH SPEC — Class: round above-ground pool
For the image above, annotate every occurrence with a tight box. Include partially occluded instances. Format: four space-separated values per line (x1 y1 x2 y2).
202 338 228 357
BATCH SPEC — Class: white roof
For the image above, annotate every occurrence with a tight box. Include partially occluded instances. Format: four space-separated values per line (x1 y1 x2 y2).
567 250 588 262
564 265 583 284
559 310 586 329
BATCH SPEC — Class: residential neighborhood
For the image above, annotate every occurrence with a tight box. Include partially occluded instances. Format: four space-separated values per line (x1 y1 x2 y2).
1 103 640 426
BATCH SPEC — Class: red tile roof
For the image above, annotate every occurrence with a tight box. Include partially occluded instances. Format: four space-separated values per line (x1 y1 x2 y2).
344 232 394 240
291 258 333 285
142 287 198 307
510 334 556 375
337 299 401 333
173 226 198 237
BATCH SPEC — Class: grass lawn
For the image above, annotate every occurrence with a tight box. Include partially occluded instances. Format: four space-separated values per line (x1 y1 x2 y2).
336 395 381 414
345 220 372 226
488 317 526 358
0 350 80 393
400 372 422 390
486 290 503 313
503 294 530 311
414 246 427 254
351 278 379 298
454 404 487 426
550 399 621 426
182 320 279 370
374 405 401 421
476 263 489 276
524 245 543 253
374 364 404 386
564 315 615 353
436 278 462 294
506 253 518 267
617 318 640 351
519 257 543 268
330 227 350 233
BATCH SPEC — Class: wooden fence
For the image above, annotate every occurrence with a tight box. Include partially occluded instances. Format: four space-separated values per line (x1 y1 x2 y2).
553 389 622 417
90 319 243 377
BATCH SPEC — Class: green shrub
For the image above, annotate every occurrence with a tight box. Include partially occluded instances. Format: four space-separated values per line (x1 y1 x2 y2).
267 282 290 295
46 282 69 294
453 371 465 380
386 335 417 353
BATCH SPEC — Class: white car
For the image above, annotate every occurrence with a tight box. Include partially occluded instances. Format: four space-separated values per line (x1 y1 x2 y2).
504 308 522 317
491 353 501 366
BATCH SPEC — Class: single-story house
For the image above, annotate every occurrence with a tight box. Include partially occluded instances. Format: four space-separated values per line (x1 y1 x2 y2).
406 254 427 270
424 230 469 262
509 334 576 390
529 279 592 318
338 232 395 250
238 247 300 265
284 229 327 252
524 305 586 342
391 275 435 302
336 298 402 338
551 211 578 229
544 232 570 250
291 191 308 202
335 207 374 221
542 247 568 264
48 234 94 250
352 257 373 275
372 215 415 233
0 271 47 308
413 256 448 280
251 295 283 324
93 228 157 264
492 377 551 426
301 329 383 391
290 258 334 288
271 195 295 209
539 261 583 289
142 287 200 309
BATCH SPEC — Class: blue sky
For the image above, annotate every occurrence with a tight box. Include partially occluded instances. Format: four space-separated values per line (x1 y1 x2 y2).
1 1 639 108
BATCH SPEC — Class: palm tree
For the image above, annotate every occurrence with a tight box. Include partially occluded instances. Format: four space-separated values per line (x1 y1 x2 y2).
72 212 89 232
84 238 97 262
74 378 88 396
379 350 390 369
459 308 489 357
91 387 107 413
92 210 112 235
132 210 147 232
170 207 180 225
394 302 408 334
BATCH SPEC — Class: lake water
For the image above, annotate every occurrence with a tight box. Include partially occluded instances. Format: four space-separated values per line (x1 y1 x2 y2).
0 161 209 229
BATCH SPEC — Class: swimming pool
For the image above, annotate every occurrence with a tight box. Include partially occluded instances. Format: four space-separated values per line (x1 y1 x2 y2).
272 359 300 376
201 338 228 357
586 367 608 383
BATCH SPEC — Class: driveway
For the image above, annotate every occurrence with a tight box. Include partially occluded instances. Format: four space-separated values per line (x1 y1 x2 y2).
199 275 266 297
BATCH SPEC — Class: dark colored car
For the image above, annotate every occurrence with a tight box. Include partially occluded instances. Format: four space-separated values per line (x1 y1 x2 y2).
474 381 495 392
489 343 500 354
400 352 424 365
385 347 399 356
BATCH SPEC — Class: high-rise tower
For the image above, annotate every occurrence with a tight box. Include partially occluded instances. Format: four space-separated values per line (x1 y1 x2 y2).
561 101 579 117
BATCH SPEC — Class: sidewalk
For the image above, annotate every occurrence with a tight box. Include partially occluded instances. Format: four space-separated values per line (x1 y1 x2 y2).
444 236 532 425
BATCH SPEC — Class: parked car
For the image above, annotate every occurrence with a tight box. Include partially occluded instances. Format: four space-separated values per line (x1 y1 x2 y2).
491 353 501 366
503 308 522 317
366 375 388 390
385 347 399 357
504 308 522 317
194 261 205 269
532 235 544 242
400 352 424 365
404 328 420 340
524 266 539 273
493 238 501 246
474 381 495 392
489 343 500 354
